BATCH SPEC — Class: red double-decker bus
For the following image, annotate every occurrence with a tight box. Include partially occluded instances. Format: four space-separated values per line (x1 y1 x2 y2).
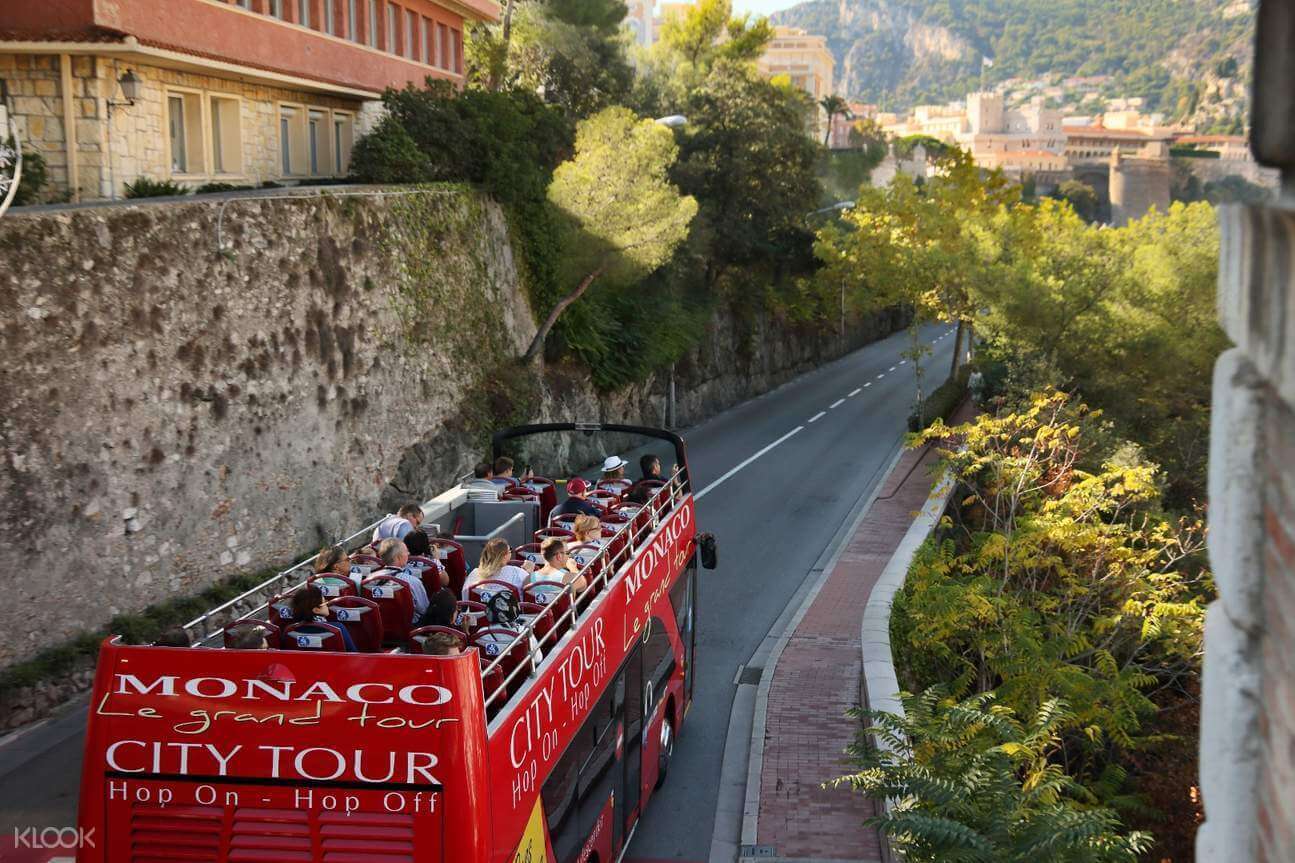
76 423 714 863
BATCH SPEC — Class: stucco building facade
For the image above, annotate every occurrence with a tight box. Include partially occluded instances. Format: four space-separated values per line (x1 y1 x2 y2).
1 0 497 202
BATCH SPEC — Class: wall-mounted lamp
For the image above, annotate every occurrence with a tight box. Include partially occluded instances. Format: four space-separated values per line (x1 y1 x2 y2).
111 69 140 107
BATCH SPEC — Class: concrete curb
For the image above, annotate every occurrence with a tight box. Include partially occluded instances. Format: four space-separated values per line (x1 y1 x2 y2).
732 441 907 860
858 468 954 850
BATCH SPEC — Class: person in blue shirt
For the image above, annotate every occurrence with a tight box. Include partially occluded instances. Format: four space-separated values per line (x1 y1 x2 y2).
554 477 603 518
291 585 357 652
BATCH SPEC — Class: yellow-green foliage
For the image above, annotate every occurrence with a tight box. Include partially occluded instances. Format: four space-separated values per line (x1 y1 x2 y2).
893 391 1210 794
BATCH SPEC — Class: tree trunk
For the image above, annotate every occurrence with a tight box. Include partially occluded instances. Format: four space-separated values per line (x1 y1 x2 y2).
949 318 965 378
488 0 517 92
823 114 833 147
522 266 605 363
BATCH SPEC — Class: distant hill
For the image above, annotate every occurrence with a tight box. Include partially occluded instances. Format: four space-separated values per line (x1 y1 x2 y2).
772 0 1255 130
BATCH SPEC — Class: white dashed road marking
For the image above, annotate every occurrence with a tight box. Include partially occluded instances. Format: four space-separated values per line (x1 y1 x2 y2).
888 365 896 372
876 373 885 379
864 382 871 387
848 388 862 397
808 411 826 423
829 399 844 409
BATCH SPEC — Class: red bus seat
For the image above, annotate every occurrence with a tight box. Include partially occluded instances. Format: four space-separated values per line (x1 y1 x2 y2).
455 600 488 635
518 601 557 652
466 578 523 607
587 489 622 510
328 596 384 652
223 619 279 650
514 542 546 566
481 653 506 709
534 526 574 544
523 477 558 523
524 580 575 640
267 593 296 628
615 502 651 538
471 626 531 696
503 486 540 504
350 554 381 567
361 575 415 644
408 625 468 654
281 621 348 651
408 555 448 594
429 538 468 596
307 573 357 600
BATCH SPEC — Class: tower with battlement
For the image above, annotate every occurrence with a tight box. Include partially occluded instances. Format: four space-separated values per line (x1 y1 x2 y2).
1109 143 1171 226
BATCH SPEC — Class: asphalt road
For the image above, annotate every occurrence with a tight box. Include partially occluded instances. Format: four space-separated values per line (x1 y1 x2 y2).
626 321 956 861
0 322 957 858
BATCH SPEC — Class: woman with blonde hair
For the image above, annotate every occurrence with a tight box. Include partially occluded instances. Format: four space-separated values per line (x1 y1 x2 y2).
567 514 603 548
463 537 533 600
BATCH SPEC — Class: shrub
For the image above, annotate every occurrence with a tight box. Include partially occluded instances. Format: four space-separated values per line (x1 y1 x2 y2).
124 177 190 198
908 363 970 431
194 181 254 194
9 142 49 206
349 114 435 184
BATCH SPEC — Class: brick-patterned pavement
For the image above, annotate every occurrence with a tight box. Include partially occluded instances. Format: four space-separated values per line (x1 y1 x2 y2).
753 441 945 862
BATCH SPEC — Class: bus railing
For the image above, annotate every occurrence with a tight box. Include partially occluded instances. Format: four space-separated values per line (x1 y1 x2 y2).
481 468 690 712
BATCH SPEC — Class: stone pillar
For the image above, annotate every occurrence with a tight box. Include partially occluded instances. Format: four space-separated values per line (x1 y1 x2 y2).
1198 202 1295 862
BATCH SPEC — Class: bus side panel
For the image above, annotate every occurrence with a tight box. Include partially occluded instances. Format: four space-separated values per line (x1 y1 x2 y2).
486 496 696 863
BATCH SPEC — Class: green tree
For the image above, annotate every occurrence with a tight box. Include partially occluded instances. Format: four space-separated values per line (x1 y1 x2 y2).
818 94 849 146
523 107 698 361
349 114 435 184
674 61 821 289
635 0 773 109
1052 179 1099 223
835 688 1153 863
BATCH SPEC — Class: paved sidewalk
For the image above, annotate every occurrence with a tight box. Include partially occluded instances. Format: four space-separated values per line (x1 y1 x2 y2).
748 439 946 862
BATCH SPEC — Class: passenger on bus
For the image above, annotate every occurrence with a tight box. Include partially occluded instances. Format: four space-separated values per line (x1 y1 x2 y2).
601 455 629 484
419 587 459 628
625 483 653 506
554 477 602 518
492 456 535 487
373 538 430 624
463 537 533 600
568 514 604 548
372 504 423 544
154 627 190 648
228 628 270 650
403 530 450 588
463 462 501 500
640 453 664 483
531 538 588 594
291 585 357 652
421 632 463 656
312 545 351 577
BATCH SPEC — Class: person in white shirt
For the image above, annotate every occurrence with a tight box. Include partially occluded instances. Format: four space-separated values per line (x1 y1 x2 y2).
463 537 533 600
372 504 423 544
373 538 429 625
462 462 501 501
530 538 587 594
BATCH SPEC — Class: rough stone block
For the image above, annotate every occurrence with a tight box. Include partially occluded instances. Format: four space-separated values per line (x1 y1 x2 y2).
33 78 57 97
1209 348 1267 631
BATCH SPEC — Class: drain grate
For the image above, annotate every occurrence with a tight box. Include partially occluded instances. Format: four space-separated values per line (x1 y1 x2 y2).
737 665 764 686
739 845 778 858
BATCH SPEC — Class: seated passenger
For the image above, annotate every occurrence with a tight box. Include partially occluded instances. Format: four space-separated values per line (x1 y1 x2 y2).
531 538 588 594
372 504 423 544
463 462 501 500
640 453 664 483
568 514 604 549
403 529 450 588
554 477 602 518
229 628 270 650
312 544 351 577
491 456 517 487
625 483 653 505
154 627 190 648
463 537 533 600
419 587 459 628
291 585 357 652
373 538 430 624
421 632 463 656
601 455 629 485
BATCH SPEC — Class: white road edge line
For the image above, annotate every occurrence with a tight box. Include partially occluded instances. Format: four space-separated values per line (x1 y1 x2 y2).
695 425 805 501
889 365 896 371
829 398 845 409
848 388 862 397
898 359 906 365
864 381 871 387
876 373 885 379
808 411 826 423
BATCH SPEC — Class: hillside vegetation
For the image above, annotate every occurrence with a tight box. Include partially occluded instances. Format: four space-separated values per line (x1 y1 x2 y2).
774 0 1254 128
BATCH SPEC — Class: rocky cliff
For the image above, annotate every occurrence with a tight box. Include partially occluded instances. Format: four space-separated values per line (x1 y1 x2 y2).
0 185 902 675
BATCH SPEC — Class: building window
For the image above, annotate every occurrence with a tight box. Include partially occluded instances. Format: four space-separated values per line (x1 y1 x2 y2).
333 113 354 175
387 2 397 52
308 109 330 175
269 0 284 18
421 16 429 63
168 96 187 173
297 0 310 27
325 0 335 34
452 27 461 73
436 22 446 68
280 105 306 176
166 91 203 175
210 96 242 174
367 0 377 47
236 0 251 8
406 9 415 58
348 0 357 39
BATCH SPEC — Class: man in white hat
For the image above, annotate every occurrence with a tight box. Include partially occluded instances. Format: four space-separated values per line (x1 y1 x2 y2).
599 455 633 493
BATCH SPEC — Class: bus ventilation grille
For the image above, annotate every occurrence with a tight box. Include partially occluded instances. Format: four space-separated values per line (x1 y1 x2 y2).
128 803 416 863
